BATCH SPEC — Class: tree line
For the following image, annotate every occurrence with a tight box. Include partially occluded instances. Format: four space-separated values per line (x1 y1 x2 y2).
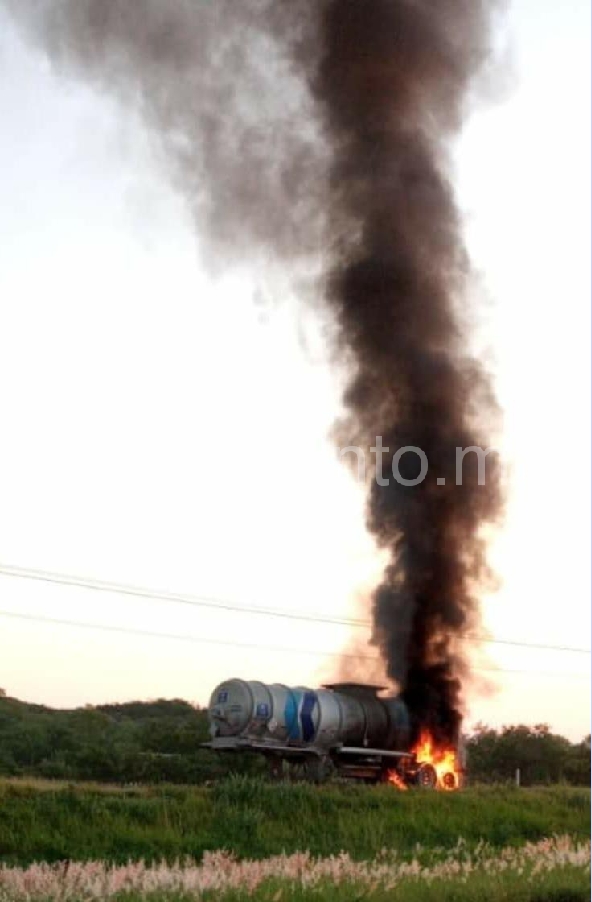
466 723 590 786
0 693 588 785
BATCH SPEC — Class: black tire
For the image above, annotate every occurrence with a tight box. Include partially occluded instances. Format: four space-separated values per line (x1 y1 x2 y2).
267 758 285 782
415 763 438 789
442 771 456 790
286 761 305 782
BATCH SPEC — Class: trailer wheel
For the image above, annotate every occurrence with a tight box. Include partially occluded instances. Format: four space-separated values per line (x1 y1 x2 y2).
267 758 285 782
442 771 456 790
415 763 438 789
287 761 307 782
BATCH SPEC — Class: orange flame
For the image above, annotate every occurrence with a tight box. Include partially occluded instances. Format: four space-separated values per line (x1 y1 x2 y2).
413 729 458 790
386 770 408 791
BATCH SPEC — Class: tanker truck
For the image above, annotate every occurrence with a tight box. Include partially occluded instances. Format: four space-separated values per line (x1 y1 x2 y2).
203 679 463 787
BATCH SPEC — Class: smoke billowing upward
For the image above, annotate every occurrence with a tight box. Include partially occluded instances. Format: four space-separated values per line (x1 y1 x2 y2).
3 0 503 745
314 1 503 745
1 0 325 268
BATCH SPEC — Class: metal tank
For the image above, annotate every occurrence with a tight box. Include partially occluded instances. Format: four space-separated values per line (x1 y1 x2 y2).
209 679 346 748
383 696 412 751
208 678 410 751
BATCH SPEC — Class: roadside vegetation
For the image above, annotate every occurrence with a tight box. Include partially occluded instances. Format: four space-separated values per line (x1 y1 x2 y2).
0 777 588 866
0 834 589 901
0 696 588 900
0 694 589 787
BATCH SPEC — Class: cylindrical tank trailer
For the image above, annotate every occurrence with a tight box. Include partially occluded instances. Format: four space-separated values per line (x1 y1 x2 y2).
208 679 411 749
204 678 454 787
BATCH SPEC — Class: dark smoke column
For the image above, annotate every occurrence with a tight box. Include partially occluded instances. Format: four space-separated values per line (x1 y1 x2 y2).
1 0 504 745
314 1 502 745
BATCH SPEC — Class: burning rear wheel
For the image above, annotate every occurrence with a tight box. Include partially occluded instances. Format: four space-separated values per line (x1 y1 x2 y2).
415 762 437 789
442 771 456 790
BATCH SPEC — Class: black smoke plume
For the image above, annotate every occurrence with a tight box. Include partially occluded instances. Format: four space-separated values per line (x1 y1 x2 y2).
314 1 503 746
2 0 503 745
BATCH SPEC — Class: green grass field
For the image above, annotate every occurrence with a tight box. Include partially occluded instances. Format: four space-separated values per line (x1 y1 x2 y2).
0 776 588 866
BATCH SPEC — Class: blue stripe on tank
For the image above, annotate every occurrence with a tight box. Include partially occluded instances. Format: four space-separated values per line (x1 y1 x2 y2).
300 691 317 742
285 690 300 740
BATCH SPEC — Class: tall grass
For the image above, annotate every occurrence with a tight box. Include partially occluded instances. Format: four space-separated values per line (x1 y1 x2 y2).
0 777 588 866
0 836 589 901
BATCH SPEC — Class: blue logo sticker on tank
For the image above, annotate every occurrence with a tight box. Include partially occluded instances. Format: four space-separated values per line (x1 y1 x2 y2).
217 691 229 703
256 702 269 718
285 690 301 740
300 691 317 742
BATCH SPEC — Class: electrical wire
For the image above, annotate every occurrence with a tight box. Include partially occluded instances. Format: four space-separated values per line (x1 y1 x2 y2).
0 562 589 655
0 608 589 680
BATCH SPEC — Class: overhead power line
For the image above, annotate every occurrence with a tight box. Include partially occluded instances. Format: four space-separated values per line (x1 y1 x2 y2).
0 562 589 656
0 563 369 626
0 608 589 681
